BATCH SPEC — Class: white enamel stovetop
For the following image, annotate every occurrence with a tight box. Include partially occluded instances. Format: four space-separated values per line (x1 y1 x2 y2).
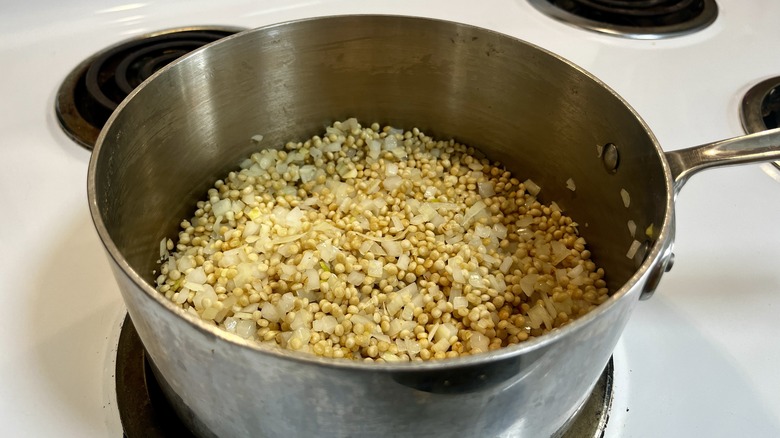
1 0 779 436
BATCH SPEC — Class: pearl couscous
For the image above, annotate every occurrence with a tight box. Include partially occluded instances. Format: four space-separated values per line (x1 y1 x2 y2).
155 118 608 362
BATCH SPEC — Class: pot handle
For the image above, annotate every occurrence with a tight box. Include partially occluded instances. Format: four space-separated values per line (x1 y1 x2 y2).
665 128 780 195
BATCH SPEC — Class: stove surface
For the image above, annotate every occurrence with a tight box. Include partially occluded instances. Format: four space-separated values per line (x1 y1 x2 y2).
2 1 780 437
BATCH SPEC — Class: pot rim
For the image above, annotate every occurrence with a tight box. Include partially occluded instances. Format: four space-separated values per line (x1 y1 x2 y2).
87 14 675 372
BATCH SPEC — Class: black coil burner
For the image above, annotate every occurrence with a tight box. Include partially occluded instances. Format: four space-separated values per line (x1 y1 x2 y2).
528 0 718 39
116 315 614 437
741 77 780 170
55 27 245 150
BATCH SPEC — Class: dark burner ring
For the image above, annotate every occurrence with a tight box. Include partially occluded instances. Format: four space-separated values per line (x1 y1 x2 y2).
115 315 614 437
56 27 245 150
528 0 718 39
740 77 780 170
577 0 697 17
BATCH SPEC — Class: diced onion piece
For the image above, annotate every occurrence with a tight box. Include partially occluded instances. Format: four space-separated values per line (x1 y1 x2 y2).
278 263 296 280
174 289 189 304
212 198 232 217
474 224 492 238
568 264 584 278
626 239 642 259
520 273 538 296
304 269 320 291
468 272 484 289
381 352 401 362
390 216 404 231
478 181 495 198
350 314 374 328
620 188 631 208
241 303 259 313
268 232 307 246
183 281 204 292
468 332 489 353
492 223 507 239
159 238 168 260
312 315 338 334
336 162 357 179
524 179 541 196
368 260 383 277
277 293 295 314
368 140 381 159
347 271 366 286
250 134 264 144
185 267 207 284
445 234 463 245
535 242 551 257
627 220 637 237
434 323 457 342
411 203 437 225
383 175 403 191
386 163 398 176
527 304 552 330
202 306 219 320
396 254 410 271
224 317 238 332
383 134 398 150
317 241 340 262
291 310 311 330
177 255 195 272
358 240 374 255
381 240 403 257
481 253 498 266
386 294 404 317
288 328 311 349
451 266 466 284
323 141 342 152
193 285 217 310
298 251 317 270
488 275 507 293
369 242 387 256
401 303 414 321
541 292 557 320
461 200 488 228
427 323 440 343
453 296 468 309
499 256 513 274
235 320 256 339
404 339 421 355
299 165 317 183
551 241 569 265
516 216 534 228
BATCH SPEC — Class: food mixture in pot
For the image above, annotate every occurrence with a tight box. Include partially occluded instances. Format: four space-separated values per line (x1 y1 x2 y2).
155 119 608 361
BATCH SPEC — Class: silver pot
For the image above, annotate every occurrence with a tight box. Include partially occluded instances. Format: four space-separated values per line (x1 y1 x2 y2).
88 15 780 437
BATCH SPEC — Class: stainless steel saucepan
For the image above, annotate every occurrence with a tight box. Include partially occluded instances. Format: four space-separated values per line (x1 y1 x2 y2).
88 15 780 437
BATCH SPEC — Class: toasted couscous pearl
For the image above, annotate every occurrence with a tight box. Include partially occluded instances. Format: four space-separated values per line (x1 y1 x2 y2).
156 119 608 361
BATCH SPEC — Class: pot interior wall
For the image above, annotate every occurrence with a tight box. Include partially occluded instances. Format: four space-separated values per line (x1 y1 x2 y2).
93 15 668 296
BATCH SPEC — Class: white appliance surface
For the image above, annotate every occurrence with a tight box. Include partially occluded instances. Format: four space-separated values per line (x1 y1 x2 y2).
2 1 779 436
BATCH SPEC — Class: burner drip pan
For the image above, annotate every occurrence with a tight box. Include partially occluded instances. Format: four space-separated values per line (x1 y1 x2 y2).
55 27 245 150
116 315 614 437
741 77 780 170
528 0 718 39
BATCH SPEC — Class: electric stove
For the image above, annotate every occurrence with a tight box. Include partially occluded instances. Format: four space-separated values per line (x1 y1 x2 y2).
2 0 779 436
